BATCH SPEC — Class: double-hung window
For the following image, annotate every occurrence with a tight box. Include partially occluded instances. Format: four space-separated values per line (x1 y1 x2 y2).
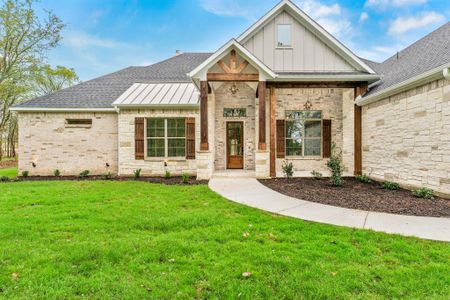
285 111 322 157
147 118 185 158
277 24 292 47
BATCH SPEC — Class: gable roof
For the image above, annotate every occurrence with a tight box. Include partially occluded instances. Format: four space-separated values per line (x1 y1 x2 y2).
12 53 212 110
188 39 277 80
237 0 376 74
358 22 450 105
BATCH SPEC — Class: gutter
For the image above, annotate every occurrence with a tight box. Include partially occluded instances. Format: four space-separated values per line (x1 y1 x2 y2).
356 63 450 106
270 73 381 83
115 104 200 110
9 107 117 113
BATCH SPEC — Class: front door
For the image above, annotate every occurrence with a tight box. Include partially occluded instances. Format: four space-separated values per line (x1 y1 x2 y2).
227 122 244 169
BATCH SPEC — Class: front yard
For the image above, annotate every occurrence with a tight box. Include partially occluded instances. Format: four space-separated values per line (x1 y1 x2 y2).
0 180 449 298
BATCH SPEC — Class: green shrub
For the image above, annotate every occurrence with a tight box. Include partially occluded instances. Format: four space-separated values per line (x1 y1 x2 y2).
133 168 141 179
282 160 294 179
21 171 29 178
101 172 113 180
0 176 10 182
181 172 190 184
356 174 372 184
311 170 323 180
382 181 400 190
326 143 344 187
54 169 61 177
79 170 90 178
412 187 434 199
165 170 171 179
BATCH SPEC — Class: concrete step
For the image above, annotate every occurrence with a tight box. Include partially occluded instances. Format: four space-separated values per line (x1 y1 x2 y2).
212 170 256 179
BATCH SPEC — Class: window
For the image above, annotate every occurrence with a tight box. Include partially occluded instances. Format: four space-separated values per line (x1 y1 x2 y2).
146 118 185 158
285 111 322 157
277 24 292 47
65 119 92 128
223 108 246 117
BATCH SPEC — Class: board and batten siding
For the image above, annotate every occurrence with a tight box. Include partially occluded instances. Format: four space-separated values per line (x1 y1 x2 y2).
243 10 355 72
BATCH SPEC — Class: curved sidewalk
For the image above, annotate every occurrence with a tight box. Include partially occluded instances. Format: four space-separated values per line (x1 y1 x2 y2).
209 177 450 242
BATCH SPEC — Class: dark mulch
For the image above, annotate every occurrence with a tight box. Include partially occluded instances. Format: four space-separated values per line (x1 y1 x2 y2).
259 177 450 217
0 159 17 169
8 176 208 186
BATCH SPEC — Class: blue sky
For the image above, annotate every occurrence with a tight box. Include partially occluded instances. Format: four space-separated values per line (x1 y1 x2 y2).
35 0 449 80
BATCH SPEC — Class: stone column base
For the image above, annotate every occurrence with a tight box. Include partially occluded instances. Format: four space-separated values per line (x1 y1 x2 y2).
255 150 270 179
196 150 214 180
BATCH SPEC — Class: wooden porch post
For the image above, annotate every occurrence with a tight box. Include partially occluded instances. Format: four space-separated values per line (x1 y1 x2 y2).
354 83 368 176
258 81 266 150
200 81 209 151
269 87 276 177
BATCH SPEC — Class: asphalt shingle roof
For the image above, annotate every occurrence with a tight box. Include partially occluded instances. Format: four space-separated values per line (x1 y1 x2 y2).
364 22 450 97
15 52 212 108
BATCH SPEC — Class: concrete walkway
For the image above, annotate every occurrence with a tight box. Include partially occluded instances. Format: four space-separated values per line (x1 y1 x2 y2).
209 177 450 242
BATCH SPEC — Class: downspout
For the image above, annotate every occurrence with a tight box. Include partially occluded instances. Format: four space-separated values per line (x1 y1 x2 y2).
443 67 450 80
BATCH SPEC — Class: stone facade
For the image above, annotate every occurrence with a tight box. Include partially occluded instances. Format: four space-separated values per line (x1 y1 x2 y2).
362 79 450 197
118 109 200 176
213 82 257 170
274 87 354 176
18 112 118 176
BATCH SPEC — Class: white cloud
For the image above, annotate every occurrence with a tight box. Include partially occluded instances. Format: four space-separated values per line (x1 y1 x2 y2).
388 11 445 35
355 43 406 62
359 12 369 22
199 0 254 18
365 0 427 9
64 31 132 50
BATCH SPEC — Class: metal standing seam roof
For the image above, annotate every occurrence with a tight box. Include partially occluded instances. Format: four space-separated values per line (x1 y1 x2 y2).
113 83 199 106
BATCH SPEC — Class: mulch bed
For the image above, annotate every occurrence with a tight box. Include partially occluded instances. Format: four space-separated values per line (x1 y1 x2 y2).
259 177 450 217
5 176 208 186
0 160 17 169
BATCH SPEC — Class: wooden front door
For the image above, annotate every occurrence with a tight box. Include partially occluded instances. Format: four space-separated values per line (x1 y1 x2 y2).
227 122 244 169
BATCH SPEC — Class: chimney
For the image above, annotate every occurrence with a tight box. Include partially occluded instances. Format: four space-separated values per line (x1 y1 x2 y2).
175 50 182 56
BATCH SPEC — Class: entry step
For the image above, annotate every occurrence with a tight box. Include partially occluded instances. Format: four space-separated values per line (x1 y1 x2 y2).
212 170 256 178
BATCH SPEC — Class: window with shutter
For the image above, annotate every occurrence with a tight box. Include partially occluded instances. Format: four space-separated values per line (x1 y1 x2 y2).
276 120 285 158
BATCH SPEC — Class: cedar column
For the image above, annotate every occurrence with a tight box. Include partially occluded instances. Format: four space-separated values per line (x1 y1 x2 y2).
269 87 276 177
354 83 368 176
258 81 266 150
200 81 209 151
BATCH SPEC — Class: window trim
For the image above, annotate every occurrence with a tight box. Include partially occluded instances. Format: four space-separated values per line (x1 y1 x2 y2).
276 24 293 48
145 118 186 159
65 119 92 128
285 111 323 158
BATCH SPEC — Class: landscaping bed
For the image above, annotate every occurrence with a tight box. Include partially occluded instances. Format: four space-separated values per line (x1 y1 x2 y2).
259 177 450 217
0 159 17 169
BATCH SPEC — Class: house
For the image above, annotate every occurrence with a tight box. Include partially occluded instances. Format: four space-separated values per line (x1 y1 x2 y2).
11 0 450 196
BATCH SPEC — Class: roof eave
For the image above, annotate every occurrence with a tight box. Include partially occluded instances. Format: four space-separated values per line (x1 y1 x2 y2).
272 73 381 83
114 104 199 109
356 64 450 106
9 107 117 113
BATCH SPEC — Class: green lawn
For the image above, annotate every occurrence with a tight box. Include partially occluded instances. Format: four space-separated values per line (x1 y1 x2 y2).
0 167 17 179
0 181 449 299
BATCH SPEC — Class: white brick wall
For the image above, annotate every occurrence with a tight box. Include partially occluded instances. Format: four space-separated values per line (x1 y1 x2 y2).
362 79 450 196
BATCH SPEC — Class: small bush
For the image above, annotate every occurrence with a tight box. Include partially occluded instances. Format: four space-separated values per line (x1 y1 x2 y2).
382 181 400 190
79 170 90 178
0 176 10 182
282 160 294 179
311 170 323 180
134 168 141 179
21 171 29 178
326 143 344 187
165 170 171 179
181 172 190 184
101 172 113 180
356 174 372 184
54 169 61 177
412 187 434 199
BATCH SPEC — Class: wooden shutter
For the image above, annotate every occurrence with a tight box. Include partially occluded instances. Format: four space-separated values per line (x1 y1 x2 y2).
322 119 332 158
276 119 285 158
185 117 195 159
135 117 145 160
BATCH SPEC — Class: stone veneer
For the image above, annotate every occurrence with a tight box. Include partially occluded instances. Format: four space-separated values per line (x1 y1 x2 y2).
213 82 256 170
118 109 200 176
18 112 118 176
362 78 450 197
274 87 355 176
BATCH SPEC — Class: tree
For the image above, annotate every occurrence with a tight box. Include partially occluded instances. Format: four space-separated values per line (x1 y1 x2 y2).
31 64 79 96
0 0 65 159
